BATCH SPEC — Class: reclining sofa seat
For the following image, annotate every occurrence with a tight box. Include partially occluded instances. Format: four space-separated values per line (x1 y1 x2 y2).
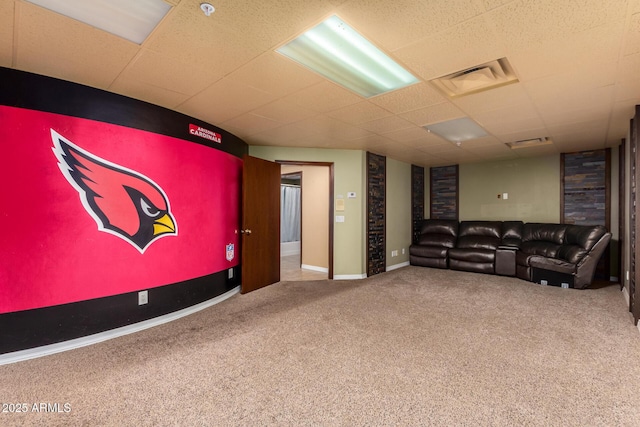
515 223 567 282
448 221 502 273
409 219 458 268
526 224 610 288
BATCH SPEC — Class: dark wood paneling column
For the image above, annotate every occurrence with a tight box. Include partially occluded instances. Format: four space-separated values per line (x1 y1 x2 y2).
411 165 425 243
367 152 386 277
430 165 459 220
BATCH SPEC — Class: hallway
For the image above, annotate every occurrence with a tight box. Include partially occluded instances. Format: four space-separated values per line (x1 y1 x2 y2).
280 254 328 281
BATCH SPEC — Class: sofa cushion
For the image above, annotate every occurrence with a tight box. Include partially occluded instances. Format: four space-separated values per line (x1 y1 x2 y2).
556 245 588 264
418 219 458 237
564 225 607 251
417 234 457 248
520 241 561 258
456 235 500 250
449 248 495 263
410 245 449 258
459 221 501 238
522 223 566 244
500 221 523 248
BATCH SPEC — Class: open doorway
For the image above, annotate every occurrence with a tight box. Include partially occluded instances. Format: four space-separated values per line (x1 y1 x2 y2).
279 162 333 281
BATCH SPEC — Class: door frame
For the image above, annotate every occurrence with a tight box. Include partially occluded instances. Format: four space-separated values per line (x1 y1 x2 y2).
277 160 334 280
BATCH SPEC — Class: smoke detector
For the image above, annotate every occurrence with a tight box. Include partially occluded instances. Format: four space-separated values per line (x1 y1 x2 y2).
200 3 215 16
430 58 519 98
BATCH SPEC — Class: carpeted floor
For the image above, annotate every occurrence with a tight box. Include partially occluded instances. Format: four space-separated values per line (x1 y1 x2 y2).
2 267 640 426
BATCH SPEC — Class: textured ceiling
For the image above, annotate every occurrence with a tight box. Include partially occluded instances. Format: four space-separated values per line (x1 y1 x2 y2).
3 0 640 167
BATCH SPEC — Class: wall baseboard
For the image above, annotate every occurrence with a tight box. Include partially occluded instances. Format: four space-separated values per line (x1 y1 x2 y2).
301 264 329 273
334 274 367 280
386 261 410 272
0 286 240 366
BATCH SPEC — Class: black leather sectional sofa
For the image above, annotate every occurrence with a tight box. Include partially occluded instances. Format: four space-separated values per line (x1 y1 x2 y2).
409 220 611 289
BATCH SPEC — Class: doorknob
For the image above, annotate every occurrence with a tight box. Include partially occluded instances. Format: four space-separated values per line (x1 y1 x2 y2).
240 229 252 235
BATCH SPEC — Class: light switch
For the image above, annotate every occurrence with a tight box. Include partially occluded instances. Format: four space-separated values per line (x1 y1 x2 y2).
336 215 345 223
502 193 509 200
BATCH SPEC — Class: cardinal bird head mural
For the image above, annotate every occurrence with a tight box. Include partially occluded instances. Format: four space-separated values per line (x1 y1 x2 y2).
51 129 177 253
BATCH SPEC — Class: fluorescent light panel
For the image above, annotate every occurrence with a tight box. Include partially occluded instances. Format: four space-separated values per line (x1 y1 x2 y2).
26 0 171 44
424 117 488 143
276 15 419 98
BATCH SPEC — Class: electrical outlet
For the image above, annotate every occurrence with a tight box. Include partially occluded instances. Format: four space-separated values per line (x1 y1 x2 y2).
540 280 548 286
228 268 234 279
402 248 405 254
138 290 148 305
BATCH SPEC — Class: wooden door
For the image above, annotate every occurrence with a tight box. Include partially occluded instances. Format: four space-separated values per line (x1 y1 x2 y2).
241 155 281 294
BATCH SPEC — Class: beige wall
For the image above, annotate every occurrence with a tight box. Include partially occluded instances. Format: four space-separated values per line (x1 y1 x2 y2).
249 146 366 278
281 164 329 270
459 155 561 222
386 158 411 267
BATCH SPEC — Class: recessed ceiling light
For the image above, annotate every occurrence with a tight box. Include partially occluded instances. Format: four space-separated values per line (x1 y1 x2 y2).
25 0 172 44
423 117 488 143
276 15 419 98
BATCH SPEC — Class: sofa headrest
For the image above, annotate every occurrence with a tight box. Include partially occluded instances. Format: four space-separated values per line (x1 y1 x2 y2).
522 223 567 244
458 221 501 238
419 219 459 236
564 225 607 250
501 221 523 240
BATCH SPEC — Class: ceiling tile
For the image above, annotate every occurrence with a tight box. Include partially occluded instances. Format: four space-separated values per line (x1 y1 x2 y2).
618 52 640 83
116 50 215 96
400 102 465 126
245 123 322 146
296 114 375 141
326 101 392 125
488 0 627 53
513 145 558 158
337 0 484 51
282 81 362 113
177 78 276 125
251 99 318 124
394 15 507 81
109 79 190 111
358 115 414 134
15 2 139 89
507 23 623 83
369 83 446 114
452 83 532 115
221 112 283 135
382 126 432 143
228 52 322 97
0 1 13 67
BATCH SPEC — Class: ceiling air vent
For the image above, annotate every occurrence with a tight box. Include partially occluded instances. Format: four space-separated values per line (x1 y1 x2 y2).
505 137 552 149
430 58 518 98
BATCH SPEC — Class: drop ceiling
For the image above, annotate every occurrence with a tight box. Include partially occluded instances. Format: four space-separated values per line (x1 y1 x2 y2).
3 0 640 167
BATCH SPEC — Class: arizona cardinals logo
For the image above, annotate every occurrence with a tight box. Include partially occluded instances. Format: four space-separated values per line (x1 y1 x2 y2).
51 129 177 253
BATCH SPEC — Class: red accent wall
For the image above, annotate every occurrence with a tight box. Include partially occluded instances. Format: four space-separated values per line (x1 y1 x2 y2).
0 106 241 313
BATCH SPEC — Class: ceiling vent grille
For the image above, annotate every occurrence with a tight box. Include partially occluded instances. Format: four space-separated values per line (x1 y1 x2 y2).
430 58 518 98
505 137 552 149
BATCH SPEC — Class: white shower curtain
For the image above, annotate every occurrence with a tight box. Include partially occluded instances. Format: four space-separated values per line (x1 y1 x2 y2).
281 184 301 243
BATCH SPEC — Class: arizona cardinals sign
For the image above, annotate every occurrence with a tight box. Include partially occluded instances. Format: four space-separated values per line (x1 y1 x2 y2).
0 105 241 314
52 130 177 253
